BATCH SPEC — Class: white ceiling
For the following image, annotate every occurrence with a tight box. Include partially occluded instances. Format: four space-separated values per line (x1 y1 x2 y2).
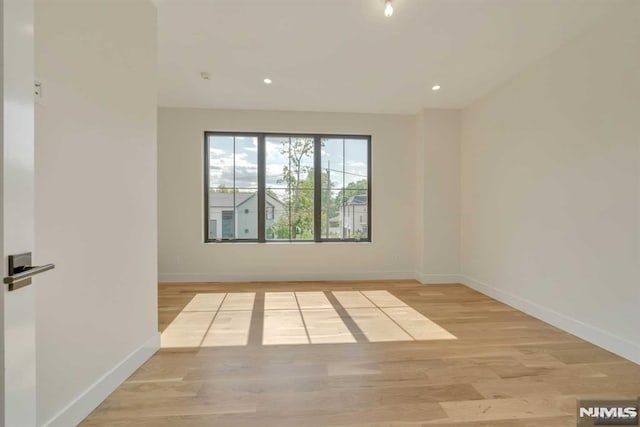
157 0 622 114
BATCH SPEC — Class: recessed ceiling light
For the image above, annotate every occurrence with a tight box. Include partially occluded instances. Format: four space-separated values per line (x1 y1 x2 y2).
432 85 441 91
384 0 393 17
263 78 272 85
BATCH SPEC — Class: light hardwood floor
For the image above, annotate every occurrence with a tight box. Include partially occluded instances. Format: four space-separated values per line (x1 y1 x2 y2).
80 281 640 426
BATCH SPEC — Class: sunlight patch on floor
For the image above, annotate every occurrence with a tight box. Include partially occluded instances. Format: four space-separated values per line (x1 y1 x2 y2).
161 292 255 348
336 290 457 342
161 290 456 348
263 292 356 345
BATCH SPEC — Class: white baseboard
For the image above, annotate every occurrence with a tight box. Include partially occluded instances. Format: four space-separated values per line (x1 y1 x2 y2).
159 270 416 283
43 332 161 427
461 275 640 365
414 273 462 284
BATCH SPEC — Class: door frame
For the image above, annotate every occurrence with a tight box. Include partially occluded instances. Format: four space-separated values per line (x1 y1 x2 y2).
1 0 37 425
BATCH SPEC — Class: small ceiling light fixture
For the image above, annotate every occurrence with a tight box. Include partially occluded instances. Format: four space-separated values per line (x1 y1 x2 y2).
384 0 394 17
432 85 441 91
200 71 211 80
263 78 272 85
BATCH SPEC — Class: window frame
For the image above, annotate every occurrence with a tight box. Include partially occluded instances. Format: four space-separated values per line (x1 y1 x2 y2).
204 131 372 243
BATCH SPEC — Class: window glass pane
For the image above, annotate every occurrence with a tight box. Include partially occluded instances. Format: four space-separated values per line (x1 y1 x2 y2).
209 190 233 240
208 135 234 189
290 137 314 189
208 219 217 240
266 188 290 241
207 134 258 241
321 189 342 239
265 136 289 188
344 138 368 187
319 137 369 241
321 138 344 189
290 189 314 240
235 189 258 239
265 136 315 241
343 189 368 240
235 136 258 189
221 210 235 239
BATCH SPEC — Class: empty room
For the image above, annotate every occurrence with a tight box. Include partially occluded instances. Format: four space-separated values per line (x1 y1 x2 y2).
1 0 639 426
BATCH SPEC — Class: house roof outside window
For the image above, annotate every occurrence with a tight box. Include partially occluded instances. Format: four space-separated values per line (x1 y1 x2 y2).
345 195 367 206
209 190 286 210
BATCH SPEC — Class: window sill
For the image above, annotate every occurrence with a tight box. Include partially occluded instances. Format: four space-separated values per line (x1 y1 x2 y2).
204 240 372 244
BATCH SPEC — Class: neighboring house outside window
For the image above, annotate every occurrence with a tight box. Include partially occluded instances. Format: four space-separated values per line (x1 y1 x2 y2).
208 191 286 240
208 219 217 240
343 195 368 239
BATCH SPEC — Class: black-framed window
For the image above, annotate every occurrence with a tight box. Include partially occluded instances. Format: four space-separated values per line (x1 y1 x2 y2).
205 132 371 243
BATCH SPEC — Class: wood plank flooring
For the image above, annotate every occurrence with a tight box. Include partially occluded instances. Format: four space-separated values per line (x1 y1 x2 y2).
80 281 640 426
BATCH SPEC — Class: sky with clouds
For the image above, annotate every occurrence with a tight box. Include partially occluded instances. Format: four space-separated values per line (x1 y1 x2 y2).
208 135 368 194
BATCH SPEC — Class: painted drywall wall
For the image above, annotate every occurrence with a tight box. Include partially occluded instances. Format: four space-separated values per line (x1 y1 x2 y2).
415 109 461 284
461 2 640 363
34 1 159 424
158 108 416 282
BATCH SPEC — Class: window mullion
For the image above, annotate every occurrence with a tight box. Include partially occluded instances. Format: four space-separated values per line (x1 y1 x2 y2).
367 136 372 242
313 136 321 242
233 136 236 240
258 134 266 242
204 133 210 242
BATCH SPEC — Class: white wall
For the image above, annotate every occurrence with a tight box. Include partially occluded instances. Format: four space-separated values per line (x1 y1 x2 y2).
461 2 640 363
158 107 416 282
34 1 159 425
415 109 461 284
